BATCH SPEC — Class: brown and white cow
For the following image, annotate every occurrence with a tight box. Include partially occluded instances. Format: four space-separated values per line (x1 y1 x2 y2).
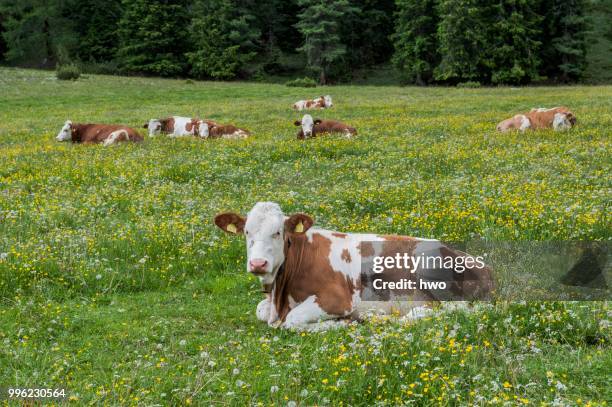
56 121 143 146
145 116 250 139
496 106 576 132
294 114 357 139
215 202 493 330
292 95 333 111
145 116 209 138
205 120 251 139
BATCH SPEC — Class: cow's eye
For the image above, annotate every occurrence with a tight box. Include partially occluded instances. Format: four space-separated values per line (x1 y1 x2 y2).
273 232 281 238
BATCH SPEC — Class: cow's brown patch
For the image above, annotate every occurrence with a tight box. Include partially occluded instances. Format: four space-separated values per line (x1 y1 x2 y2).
274 233 354 321
341 248 352 263
161 117 175 133
359 241 375 257
69 123 143 144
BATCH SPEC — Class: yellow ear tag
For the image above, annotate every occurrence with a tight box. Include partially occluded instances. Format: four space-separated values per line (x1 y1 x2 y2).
294 221 304 233
226 224 237 233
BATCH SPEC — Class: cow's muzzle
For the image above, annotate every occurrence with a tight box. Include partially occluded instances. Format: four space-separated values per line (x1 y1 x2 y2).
248 258 268 275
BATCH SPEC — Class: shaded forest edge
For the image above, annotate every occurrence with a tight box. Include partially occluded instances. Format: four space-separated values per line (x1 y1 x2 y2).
0 0 610 86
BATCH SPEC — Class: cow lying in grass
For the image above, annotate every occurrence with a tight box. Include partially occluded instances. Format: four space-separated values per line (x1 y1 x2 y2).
293 95 333 111
145 116 208 138
56 121 143 146
145 116 250 139
497 107 576 132
215 202 493 331
294 114 357 139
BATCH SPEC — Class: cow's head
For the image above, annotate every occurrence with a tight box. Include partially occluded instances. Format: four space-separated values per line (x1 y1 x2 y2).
146 119 162 137
56 120 73 142
553 112 576 130
294 114 322 138
324 95 333 108
214 202 314 284
196 121 209 138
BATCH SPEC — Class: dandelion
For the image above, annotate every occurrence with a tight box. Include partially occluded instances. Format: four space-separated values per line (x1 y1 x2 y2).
270 385 279 393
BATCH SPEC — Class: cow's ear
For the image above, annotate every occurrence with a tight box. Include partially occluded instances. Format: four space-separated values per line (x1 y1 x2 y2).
143 123 148 129
294 120 301 126
214 212 246 234
285 213 314 235
314 119 322 125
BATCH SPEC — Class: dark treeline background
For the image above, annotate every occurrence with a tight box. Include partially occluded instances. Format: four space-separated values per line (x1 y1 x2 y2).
0 0 610 85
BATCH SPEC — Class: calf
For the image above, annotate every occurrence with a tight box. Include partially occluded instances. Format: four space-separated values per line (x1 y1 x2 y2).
145 116 208 138
496 106 576 132
56 121 143 146
215 202 493 330
294 114 357 139
205 120 250 139
292 95 333 111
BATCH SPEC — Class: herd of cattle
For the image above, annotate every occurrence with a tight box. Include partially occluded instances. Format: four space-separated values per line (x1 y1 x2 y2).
55 94 577 146
52 92 579 330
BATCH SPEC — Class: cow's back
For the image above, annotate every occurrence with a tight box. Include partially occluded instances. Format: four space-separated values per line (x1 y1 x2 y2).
75 124 142 143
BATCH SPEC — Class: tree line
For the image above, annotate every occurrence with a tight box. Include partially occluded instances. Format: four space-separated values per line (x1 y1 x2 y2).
0 0 600 85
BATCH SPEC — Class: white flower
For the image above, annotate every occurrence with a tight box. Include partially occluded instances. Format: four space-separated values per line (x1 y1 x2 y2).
179 339 187 346
300 389 309 397
232 368 240 375
0 253 8 260
235 380 245 387
270 385 279 393
207 360 216 367
95 274 102 280
287 401 297 407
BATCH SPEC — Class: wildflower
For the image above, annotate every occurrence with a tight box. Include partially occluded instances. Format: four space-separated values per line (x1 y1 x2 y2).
270 385 279 393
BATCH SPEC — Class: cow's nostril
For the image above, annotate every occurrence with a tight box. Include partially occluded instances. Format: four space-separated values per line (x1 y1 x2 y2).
249 259 268 271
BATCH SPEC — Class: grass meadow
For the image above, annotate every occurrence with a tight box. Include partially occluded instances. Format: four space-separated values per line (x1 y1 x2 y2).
0 67 610 405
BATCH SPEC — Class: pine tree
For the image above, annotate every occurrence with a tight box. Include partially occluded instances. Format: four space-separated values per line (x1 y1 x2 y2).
69 0 122 62
295 0 359 84
0 0 75 67
342 0 396 69
391 0 439 85
186 0 260 80
116 0 187 77
435 0 492 83
539 0 589 82
488 0 542 84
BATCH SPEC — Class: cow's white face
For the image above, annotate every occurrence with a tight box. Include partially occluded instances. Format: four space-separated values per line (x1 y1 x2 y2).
324 95 333 108
56 120 72 142
294 114 322 138
214 202 314 284
553 113 574 131
197 121 209 138
147 119 162 136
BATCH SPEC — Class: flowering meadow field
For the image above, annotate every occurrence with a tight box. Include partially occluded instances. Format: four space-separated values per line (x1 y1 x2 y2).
0 68 610 405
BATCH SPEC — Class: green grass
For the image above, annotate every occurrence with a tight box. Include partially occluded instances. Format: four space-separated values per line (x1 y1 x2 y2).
0 67 610 405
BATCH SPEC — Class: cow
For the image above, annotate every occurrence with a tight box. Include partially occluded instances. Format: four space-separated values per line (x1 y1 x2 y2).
496 106 576 132
56 120 143 146
292 95 333 111
205 120 251 139
294 114 357 139
144 116 209 138
214 202 494 330
145 117 249 139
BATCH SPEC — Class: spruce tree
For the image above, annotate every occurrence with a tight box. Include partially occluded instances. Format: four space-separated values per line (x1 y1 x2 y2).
295 0 359 84
539 0 589 82
69 0 122 63
435 0 491 83
116 0 187 77
488 0 542 84
186 0 259 80
0 0 75 67
391 0 439 85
